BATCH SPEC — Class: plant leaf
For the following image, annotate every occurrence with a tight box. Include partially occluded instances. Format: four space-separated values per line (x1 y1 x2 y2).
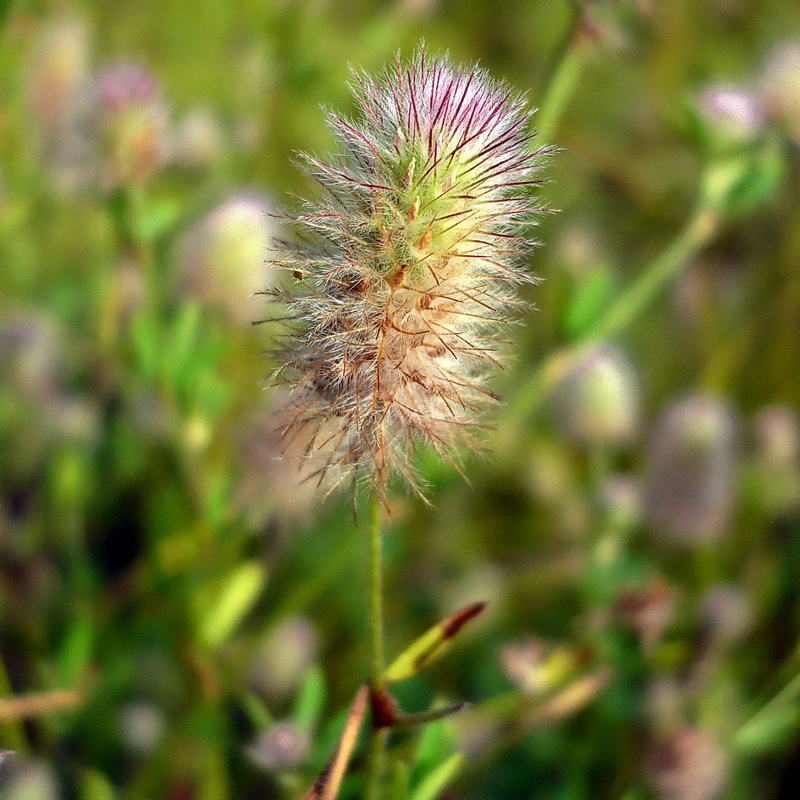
199 561 267 648
384 602 486 684
409 753 464 800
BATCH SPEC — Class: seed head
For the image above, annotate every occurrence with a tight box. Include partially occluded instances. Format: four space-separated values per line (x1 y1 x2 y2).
270 47 553 496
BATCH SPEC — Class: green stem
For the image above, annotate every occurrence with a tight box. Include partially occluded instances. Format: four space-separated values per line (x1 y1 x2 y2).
365 491 386 800
0 652 27 753
536 1 588 141
499 205 718 447
366 728 389 800
368 492 385 692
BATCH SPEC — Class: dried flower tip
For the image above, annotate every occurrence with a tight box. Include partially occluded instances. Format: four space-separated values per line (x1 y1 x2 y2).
270 47 553 494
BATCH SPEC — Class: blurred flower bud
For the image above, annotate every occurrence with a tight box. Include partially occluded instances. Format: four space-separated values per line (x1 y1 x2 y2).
647 727 728 800
0 759 60 800
556 221 604 277
396 0 439 18
173 107 225 169
90 62 171 190
697 84 765 146
644 395 737 546
0 313 61 403
235 403 326 529
119 702 166 756
0 312 98 444
50 396 100 443
26 17 90 147
441 564 503 625
452 709 502 757
600 475 642 530
749 405 800 514
500 638 580 696
247 616 318 701
760 41 800 144
753 406 799 469
645 677 685 736
177 193 274 324
246 720 309 773
526 438 574 505
616 580 674 651
699 584 751 648
555 345 639 446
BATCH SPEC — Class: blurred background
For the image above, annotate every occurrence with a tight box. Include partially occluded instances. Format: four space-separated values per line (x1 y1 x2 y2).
1 1 800 798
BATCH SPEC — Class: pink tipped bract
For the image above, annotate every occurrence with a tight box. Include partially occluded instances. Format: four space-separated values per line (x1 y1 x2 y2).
270 48 553 495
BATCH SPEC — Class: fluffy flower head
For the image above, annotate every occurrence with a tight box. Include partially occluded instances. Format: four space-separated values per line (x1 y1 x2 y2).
271 48 553 495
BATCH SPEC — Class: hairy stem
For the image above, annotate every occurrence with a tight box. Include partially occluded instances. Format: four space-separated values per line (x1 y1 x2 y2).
365 491 386 800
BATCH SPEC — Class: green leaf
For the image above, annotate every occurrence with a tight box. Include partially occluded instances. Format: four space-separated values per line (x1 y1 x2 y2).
391 760 411 800
724 136 784 217
131 311 161 380
199 561 267 648
79 769 117 800
58 616 94 687
562 266 615 341
241 691 274 730
293 665 326 734
137 196 183 243
413 716 456 773
384 602 486 684
163 302 201 384
409 753 464 800
701 137 784 219
736 705 800 755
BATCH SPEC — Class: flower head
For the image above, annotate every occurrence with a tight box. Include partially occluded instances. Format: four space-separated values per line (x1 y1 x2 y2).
760 41 800 144
270 48 553 495
555 344 640 446
644 395 737 546
90 62 171 189
178 192 274 323
697 84 765 144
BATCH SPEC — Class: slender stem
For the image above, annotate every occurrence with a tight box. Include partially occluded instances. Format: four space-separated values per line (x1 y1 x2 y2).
368 491 385 692
0 653 27 753
498 205 718 448
536 1 588 141
365 728 388 800
365 490 386 800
